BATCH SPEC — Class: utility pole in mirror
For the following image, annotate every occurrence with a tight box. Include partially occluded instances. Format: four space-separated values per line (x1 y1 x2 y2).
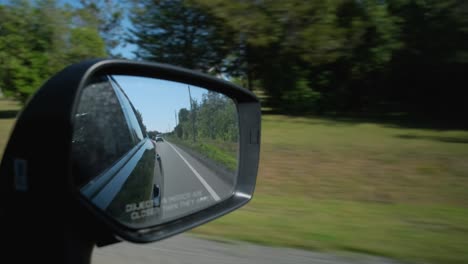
188 85 196 143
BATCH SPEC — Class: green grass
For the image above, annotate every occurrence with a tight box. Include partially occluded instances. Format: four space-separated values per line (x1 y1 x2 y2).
167 136 238 171
195 196 468 264
192 115 468 264
0 98 20 161
2 98 468 263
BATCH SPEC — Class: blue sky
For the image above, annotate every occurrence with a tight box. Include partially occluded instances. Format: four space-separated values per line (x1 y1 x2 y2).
116 42 136 59
113 3 136 59
114 75 208 133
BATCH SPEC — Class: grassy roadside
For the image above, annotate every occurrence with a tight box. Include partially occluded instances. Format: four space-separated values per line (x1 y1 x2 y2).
192 115 468 264
0 98 20 161
166 135 238 171
2 98 468 263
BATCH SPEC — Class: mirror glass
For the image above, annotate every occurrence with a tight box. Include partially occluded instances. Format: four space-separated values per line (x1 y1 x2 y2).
71 75 239 228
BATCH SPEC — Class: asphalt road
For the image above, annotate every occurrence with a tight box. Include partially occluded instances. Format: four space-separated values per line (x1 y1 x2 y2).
156 140 234 222
93 234 402 264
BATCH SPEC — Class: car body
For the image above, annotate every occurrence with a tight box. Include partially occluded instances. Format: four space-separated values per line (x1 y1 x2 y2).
72 75 164 224
155 135 164 142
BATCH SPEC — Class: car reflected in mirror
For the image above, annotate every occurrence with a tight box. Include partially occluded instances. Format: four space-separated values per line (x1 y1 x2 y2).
72 75 239 229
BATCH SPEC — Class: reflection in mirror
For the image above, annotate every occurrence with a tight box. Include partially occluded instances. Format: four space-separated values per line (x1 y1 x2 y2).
71 75 239 228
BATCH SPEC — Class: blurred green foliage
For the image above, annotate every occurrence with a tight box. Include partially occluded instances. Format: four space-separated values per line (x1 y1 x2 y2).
129 0 468 122
127 0 233 72
4 0 467 119
0 0 123 103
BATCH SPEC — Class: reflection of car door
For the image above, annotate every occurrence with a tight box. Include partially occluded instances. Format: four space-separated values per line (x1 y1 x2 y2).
75 76 163 224
110 76 164 211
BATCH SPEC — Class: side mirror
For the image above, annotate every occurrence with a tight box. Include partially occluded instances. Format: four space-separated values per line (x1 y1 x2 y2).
0 59 261 245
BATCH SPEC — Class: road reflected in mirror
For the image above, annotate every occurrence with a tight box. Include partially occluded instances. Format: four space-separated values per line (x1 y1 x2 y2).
71 75 239 228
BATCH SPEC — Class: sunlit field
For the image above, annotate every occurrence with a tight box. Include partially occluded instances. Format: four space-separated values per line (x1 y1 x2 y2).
193 115 468 264
0 98 20 161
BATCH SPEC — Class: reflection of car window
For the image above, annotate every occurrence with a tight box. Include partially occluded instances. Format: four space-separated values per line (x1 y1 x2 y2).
72 78 134 186
109 78 145 142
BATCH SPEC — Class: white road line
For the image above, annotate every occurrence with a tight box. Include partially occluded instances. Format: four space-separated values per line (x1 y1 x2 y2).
166 142 221 201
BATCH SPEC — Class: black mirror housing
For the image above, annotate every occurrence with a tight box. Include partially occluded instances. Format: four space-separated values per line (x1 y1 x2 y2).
0 59 261 246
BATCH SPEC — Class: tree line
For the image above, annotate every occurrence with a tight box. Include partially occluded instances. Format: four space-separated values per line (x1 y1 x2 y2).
0 0 122 103
128 0 468 122
174 91 238 143
2 1 467 122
